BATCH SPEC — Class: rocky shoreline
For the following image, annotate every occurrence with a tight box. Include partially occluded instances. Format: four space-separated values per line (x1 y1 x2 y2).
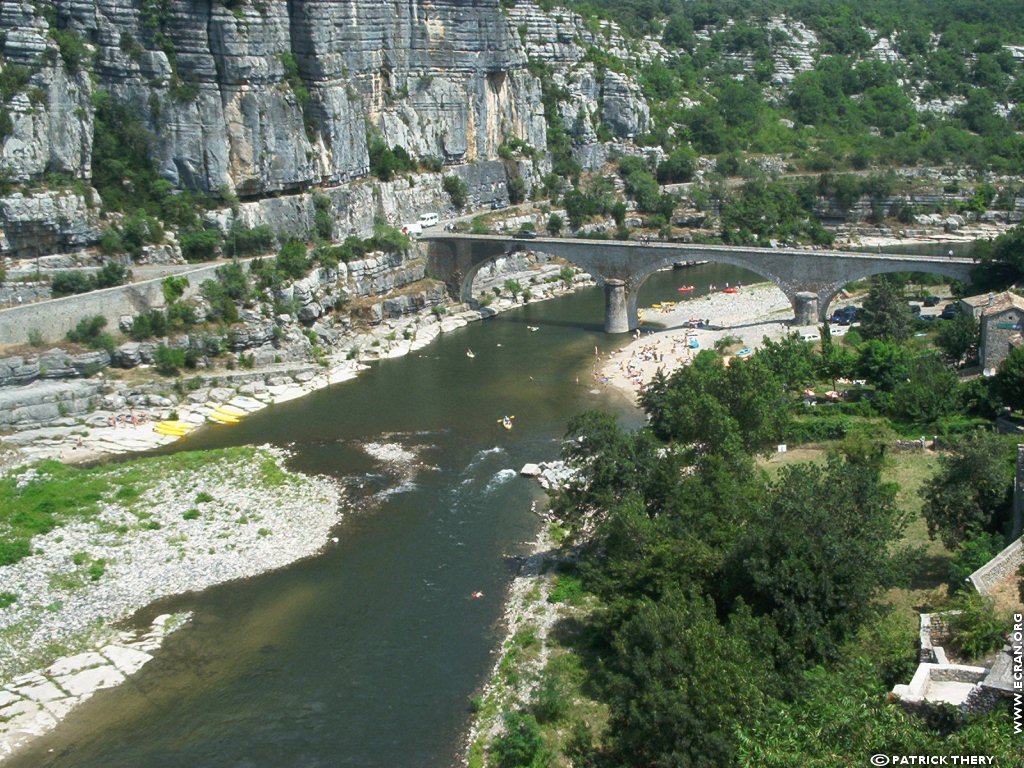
463 512 565 767
0 445 342 762
0 263 591 470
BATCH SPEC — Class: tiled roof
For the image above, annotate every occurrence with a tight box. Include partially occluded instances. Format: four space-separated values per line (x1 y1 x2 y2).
977 291 1024 316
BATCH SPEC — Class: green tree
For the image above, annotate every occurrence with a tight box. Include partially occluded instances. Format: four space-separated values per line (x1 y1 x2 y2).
603 591 764 768
200 279 239 324
857 339 911 391
724 456 905 662
180 227 221 262
921 430 1015 548
490 712 549 768
507 175 527 205
153 344 187 375
313 195 333 241
442 175 468 209
859 276 912 342
546 213 563 236
656 144 698 184
276 240 309 280
936 310 979 366
757 333 817 393
50 272 95 297
995 346 1024 412
887 353 962 425
94 262 129 289
553 411 665 526
162 275 188 304
641 352 789 456
66 315 114 351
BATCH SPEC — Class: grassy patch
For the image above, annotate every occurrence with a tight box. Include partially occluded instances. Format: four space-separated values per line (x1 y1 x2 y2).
881 450 953 615
0 446 273 566
258 456 291 487
547 573 585 606
757 445 829 474
49 571 84 591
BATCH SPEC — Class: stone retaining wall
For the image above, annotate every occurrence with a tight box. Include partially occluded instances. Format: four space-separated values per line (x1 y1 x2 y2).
0 262 227 346
968 536 1024 595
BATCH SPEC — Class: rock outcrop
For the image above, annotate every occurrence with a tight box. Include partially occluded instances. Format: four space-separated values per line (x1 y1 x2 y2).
0 188 102 259
1 0 549 194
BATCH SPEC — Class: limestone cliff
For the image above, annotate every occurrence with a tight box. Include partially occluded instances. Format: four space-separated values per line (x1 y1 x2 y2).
1 0 549 192
0 0 661 261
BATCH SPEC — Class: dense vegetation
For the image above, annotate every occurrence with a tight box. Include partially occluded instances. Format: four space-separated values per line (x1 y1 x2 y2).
475 275 1021 766
505 0 1024 243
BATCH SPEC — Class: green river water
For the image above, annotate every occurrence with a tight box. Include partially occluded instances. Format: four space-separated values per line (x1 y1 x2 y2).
9 263 758 768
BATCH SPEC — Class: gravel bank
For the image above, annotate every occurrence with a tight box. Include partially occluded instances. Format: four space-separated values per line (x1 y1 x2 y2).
0 446 342 681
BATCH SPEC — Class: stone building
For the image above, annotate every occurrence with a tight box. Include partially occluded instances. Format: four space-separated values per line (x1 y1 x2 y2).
959 291 1024 375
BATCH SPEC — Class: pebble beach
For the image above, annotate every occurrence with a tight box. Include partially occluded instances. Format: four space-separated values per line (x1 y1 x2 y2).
598 282 797 400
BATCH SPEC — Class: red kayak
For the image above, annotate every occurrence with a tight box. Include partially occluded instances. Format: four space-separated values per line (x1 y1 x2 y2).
723 287 739 294
677 285 695 293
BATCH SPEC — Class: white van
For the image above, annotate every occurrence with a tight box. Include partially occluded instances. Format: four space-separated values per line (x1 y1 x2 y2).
403 222 423 236
419 212 440 228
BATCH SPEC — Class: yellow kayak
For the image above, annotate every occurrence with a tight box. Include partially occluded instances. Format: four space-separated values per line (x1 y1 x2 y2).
215 404 247 417
154 421 194 436
208 411 239 424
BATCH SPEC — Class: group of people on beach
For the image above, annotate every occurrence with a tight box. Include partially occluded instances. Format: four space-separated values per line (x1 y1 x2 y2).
106 411 149 428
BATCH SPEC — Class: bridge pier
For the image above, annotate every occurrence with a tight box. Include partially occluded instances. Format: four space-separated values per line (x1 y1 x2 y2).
793 292 819 326
604 279 633 334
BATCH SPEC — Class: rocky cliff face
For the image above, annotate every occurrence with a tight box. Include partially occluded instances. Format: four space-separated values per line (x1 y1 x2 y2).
0 1 664 262
507 0 653 144
1 0 548 193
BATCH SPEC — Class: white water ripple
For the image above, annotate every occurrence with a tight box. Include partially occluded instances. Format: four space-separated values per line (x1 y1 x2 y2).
484 468 518 493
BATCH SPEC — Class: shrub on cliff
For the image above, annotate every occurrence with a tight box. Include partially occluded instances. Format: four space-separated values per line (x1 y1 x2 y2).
153 344 188 375
443 175 469 209
276 240 310 280
51 271 95 297
180 227 222 262
224 223 274 258
367 130 416 182
66 315 114 352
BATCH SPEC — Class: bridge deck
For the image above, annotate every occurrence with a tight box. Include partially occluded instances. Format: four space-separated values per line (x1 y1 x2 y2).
419 232 975 266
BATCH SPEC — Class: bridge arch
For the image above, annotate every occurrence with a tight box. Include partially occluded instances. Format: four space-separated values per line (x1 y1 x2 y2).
814 261 974 319
421 234 976 332
623 251 795 329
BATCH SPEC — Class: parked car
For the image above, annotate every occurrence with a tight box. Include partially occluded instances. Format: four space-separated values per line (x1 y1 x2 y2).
910 303 921 315
939 303 959 320
923 295 941 307
490 199 508 210
831 306 858 325
513 228 537 239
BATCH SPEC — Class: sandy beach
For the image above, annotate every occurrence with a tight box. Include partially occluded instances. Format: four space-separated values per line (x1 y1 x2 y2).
598 282 796 400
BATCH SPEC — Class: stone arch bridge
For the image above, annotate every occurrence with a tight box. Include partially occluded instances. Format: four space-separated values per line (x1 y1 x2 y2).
421 233 975 333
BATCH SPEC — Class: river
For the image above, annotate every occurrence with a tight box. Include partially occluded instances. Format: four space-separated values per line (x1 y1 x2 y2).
7 262 757 768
